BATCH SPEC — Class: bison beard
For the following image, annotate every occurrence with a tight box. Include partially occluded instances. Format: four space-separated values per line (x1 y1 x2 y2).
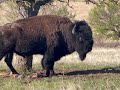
0 15 93 77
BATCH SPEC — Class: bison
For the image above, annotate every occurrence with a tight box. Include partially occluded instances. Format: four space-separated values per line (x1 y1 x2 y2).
0 15 93 76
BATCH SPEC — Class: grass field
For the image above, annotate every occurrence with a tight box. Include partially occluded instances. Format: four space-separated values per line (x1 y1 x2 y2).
0 47 120 90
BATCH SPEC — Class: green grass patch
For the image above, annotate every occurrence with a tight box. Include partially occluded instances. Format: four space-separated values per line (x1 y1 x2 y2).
0 75 120 90
0 62 120 90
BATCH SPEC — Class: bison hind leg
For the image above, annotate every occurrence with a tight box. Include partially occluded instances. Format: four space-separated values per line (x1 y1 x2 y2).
4 53 19 74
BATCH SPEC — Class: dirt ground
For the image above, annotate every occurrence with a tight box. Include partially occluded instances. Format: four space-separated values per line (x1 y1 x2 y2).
0 66 120 80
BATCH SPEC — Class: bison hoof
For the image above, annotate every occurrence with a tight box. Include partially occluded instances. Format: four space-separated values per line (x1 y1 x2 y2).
10 72 25 79
10 72 19 76
45 70 55 77
11 74 25 79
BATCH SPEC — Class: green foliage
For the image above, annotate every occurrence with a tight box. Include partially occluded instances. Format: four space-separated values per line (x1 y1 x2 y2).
89 0 120 40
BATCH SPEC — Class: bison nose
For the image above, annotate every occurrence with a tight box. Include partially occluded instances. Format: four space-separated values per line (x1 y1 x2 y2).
80 57 85 61
79 53 86 61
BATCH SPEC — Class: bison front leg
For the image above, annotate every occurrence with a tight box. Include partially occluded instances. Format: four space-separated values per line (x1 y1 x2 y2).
41 57 45 70
4 53 19 74
41 54 55 77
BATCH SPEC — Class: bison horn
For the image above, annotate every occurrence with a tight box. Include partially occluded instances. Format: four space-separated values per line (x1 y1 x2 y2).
72 25 76 34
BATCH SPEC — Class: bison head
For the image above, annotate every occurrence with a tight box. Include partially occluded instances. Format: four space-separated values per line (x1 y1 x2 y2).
72 20 93 61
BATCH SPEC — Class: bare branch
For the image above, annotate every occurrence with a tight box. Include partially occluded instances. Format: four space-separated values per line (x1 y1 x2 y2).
85 0 98 5
18 6 27 18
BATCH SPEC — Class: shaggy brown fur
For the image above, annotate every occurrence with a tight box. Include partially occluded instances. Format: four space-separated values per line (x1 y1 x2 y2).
0 15 93 76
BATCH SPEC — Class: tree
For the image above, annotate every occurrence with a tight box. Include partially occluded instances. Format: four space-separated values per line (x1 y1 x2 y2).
16 0 52 17
89 0 120 40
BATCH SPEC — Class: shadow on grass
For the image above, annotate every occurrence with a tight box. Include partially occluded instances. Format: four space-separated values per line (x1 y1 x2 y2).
65 67 120 76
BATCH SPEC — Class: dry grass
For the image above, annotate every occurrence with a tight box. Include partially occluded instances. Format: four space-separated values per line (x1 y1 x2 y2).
20 47 119 66
84 47 120 65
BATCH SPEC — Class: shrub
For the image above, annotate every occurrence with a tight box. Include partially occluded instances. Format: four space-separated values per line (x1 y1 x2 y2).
89 0 120 40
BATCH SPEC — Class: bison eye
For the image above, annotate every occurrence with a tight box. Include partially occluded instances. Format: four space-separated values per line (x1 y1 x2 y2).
79 37 83 42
